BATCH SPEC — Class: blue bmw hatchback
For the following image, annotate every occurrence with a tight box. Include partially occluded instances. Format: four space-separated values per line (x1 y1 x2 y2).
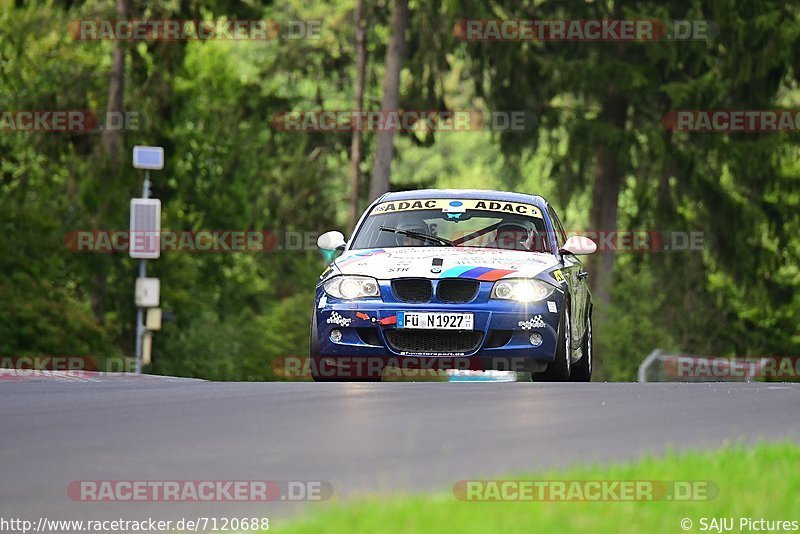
311 189 597 382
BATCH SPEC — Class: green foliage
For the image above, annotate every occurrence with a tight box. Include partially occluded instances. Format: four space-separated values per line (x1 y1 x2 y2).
0 272 121 358
600 263 675 381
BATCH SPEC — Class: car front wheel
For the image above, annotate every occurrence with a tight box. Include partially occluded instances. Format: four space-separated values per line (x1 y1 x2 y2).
309 310 382 382
533 309 571 382
569 311 592 382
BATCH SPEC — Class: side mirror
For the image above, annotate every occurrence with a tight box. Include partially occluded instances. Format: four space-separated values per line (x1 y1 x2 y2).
317 230 346 251
560 235 597 255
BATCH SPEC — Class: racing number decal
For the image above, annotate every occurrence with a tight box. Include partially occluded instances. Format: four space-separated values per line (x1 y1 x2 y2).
552 269 565 283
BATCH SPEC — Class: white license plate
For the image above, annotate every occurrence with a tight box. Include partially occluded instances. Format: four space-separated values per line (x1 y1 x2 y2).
397 312 474 330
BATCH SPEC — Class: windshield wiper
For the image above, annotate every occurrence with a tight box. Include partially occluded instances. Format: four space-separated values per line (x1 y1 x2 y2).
379 226 455 247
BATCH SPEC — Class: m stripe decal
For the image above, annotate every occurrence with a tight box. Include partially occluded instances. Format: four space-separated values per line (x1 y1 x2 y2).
476 269 516 281
439 266 474 278
439 266 517 280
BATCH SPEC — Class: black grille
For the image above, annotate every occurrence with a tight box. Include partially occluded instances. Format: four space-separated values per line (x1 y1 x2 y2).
385 330 483 354
437 279 479 303
391 278 432 303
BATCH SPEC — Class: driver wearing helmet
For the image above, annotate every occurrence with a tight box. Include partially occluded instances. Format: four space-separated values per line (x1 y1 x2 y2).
491 221 540 251
394 216 432 246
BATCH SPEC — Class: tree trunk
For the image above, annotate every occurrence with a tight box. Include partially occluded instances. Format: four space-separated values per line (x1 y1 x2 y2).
368 0 408 200
348 0 368 229
101 0 128 167
88 0 128 325
588 89 628 315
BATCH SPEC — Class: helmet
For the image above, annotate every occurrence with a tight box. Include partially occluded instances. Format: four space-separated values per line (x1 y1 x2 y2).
395 216 430 246
493 220 539 251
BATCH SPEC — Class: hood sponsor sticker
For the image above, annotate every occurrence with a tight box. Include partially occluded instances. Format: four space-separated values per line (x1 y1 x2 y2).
336 248 387 267
334 246 558 280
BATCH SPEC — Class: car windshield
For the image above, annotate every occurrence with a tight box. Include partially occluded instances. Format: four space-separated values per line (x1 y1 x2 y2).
350 200 552 253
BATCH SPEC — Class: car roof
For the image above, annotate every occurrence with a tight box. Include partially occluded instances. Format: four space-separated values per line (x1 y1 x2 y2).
379 189 547 208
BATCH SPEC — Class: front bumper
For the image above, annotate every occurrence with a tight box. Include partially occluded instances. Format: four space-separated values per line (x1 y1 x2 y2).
314 280 564 372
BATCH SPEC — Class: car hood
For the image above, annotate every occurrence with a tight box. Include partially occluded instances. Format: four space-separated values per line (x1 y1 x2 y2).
333 247 559 281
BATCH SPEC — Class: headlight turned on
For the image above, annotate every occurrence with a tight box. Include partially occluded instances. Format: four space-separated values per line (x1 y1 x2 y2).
323 276 381 300
490 279 555 303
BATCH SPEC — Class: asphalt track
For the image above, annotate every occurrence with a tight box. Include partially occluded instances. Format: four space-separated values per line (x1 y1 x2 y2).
1 376 799 528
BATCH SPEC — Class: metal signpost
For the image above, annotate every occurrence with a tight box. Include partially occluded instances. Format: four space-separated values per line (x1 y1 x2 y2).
131 146 164 374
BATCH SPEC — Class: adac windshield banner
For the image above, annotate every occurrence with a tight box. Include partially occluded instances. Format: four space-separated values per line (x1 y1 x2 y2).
370 199 543 219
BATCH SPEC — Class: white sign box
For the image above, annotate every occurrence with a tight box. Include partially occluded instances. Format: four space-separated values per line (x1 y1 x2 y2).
130 198 161 259
135 278 160 307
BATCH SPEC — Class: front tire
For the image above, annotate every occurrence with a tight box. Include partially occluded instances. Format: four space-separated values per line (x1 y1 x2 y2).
309 310 320 358
569 311 592 382
309 311 329 382
533 309 571 381
309 310 382 382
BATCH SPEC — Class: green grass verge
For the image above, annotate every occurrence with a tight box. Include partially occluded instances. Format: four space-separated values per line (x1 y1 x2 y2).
274 442 800 533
